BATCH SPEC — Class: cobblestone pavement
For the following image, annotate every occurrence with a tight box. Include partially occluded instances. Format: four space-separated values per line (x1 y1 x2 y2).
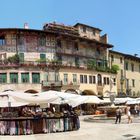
1 115 140 140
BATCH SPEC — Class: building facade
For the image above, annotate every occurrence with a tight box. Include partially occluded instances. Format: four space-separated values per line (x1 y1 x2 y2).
0 23 117 96
109 50 140 97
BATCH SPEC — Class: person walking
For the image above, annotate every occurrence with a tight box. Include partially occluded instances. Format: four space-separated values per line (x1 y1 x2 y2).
115 107 122 124
127 106 132 123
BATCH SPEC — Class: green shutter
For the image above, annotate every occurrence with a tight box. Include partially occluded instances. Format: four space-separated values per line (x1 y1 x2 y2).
10 73 18 83
32 73 40 83
0 73 7 83
40 54 46 59
21 73 29 83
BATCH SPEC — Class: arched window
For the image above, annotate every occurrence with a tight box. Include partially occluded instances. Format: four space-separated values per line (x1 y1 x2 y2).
97 74 102 85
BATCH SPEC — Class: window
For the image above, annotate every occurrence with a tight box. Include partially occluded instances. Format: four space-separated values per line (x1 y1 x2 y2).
0 36 6 46
97 60 102 67
18 36 24 45
84 75 87 83
113 78 116 85
97 74 102 85
10 73 18 83
125 62 128 70
132 79 135 87
126 79 129 89
0 73 7 83
82 26 86 33
19 53 24 62
107 78 110 85
120 57 123 63
96 48 101 56
55 73 59 82
75 57 79 67
40 54 46 62
104 77 106 85
89 76 92 84
111 55 114 62
38 36 46 46
131 63 134 72
73 74 77 84
104 77 109 85
57 39 61 48
32 73 40 83
93 30 96 36
74 42 79 51
121 69 123 77
93 76 96 84
46 73 48 82
63 74 68 85
57 55 62 64
80 75 83 83
21 73 29 83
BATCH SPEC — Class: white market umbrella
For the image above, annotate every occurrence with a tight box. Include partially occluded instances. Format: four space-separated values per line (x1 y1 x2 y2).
40 90 87 107
126 99 137 105
135 98 140 104
82 95 101 104
115 97 134 104
2 91 59 104
100 98 111 104
0 94 29 107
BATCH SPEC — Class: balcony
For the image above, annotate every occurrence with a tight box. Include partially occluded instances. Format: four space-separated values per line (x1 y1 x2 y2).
0 63 20 68
19 61 61 70
42 80 62 87
61 82 80 90
56 48 106 60
56 48 93 59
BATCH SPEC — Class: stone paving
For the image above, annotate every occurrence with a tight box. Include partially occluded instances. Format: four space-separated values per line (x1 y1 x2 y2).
0 115 140 140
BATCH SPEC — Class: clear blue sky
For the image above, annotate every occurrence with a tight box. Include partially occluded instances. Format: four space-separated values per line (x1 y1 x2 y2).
0 0 140 55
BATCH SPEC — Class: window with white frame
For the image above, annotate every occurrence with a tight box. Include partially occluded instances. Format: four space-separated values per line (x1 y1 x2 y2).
73 74 77 84
80 75 83 83
89 75 92 84
63 74 68 85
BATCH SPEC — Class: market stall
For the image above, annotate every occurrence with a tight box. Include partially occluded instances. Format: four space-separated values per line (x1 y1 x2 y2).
0 115 80 135
0 90 81 135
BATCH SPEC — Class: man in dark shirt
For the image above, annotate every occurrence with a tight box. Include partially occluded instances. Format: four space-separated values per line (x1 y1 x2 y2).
115 107 122 124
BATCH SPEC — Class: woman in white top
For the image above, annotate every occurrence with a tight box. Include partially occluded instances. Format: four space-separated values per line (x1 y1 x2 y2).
127 107 132 123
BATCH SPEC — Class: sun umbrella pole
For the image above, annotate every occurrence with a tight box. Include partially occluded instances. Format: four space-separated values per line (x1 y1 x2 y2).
8 96 11 112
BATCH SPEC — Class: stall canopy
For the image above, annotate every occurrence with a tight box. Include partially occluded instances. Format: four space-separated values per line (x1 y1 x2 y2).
135 98 140 104
1 91 59 104
82 95 101 104
0 90 87 107
40 90 88 107
0 90 103 107
0 93 29 107
115 97 134 104
126 98 140 105
100 98 111 104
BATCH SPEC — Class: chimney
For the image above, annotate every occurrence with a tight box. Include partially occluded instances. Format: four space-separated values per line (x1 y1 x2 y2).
100 34 108 44
24 23 29 29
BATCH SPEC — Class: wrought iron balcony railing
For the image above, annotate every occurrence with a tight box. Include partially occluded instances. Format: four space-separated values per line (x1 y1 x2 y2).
42 80 62 87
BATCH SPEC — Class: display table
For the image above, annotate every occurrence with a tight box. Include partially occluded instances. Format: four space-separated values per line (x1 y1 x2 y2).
0 115 80 135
